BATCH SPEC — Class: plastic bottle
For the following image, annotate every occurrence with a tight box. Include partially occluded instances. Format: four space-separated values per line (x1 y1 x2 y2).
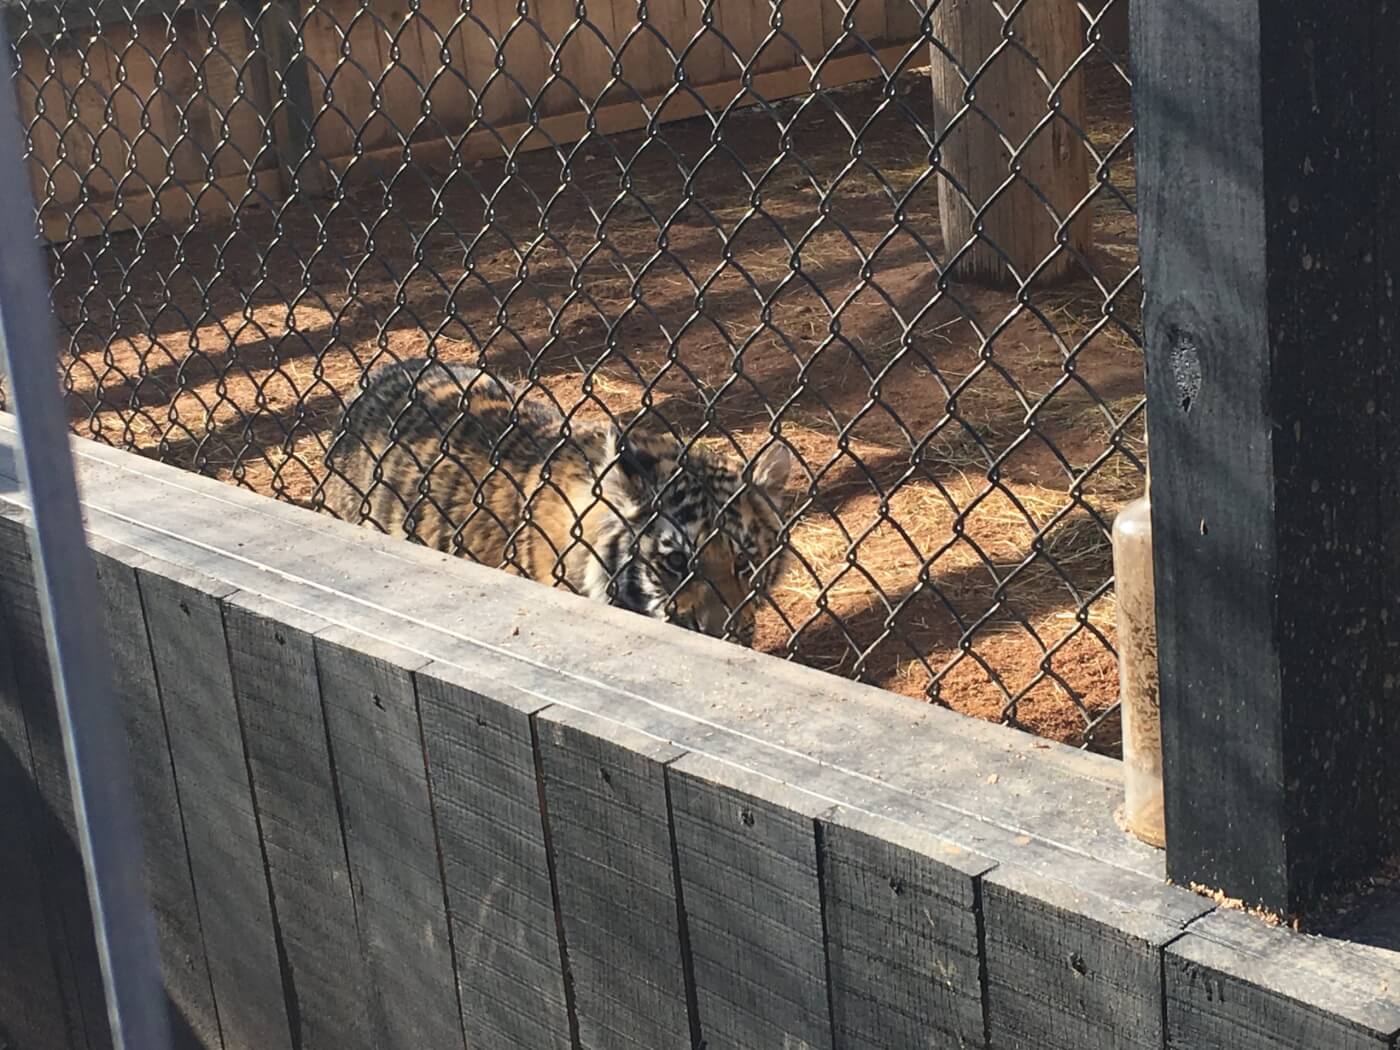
1112 472 1164 848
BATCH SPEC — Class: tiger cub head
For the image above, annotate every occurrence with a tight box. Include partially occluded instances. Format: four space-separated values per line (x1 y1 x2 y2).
584 429 794 646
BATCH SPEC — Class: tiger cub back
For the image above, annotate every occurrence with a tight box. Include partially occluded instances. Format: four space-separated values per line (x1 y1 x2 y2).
321 357 794 642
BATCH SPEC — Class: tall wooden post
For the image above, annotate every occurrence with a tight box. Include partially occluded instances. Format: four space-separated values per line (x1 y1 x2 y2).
244 0 326 198
1135 0 1400 915
928 0 1093 286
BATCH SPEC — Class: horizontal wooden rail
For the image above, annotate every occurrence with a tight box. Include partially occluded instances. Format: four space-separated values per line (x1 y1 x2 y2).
0 419 1395 1049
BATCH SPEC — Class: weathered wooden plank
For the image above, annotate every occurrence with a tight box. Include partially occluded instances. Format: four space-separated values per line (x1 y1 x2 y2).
0 422 1159 884
0 510 81 1050
20 39 81 207
1136 0 1399 910
97 19 183 209
535 703 696 1050
221 594 372 1050
300 0 375 161
53 40 117 202
668 752 834 1050
414 660 574 1050
207 4 273 181
1166 909 1400 1050
413 0 474 139
452 0 515 126
257 0 327 195
535 0 620 117
90 542 222 1050
780 0 825 73
10 423 1400 1048
818 806 992 1050
615 0 686 100
838 0 887 53
1379 0 1400 866
0 512 110 1050
341 1 394 152
374 4 431 144
312 627 466 1050
982 864 1203 1050
883 0 922 46
135 564 294 1050
156 12 214 185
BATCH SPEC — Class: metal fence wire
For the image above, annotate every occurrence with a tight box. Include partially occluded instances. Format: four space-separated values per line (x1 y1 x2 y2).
6 0 1143 749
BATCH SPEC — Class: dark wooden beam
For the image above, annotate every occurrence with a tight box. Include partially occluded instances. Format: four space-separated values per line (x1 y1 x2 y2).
243 0 326 199
1134 0 1400 914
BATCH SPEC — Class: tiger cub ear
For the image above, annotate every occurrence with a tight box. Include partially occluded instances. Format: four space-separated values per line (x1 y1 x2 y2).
597 425 657 520
747 442 792 496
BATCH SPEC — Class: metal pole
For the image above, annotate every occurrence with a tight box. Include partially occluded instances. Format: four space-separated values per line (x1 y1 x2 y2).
0 23 170 1050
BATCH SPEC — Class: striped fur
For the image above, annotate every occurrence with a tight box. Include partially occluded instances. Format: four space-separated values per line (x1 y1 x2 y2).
320 358 793 643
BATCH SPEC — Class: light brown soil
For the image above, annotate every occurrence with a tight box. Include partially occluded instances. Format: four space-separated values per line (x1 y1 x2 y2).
46 58 1143 749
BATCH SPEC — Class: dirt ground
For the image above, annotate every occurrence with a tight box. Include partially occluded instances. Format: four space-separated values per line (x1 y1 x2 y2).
47 57 1144 750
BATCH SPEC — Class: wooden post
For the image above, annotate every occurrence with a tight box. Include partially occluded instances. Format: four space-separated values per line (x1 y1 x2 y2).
1083 0 1129 58
1134 0 1400 915
928 0 1093 285
244 0 325 198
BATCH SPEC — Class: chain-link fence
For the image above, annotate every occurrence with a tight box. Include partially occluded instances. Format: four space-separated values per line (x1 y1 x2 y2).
6 0 1143 749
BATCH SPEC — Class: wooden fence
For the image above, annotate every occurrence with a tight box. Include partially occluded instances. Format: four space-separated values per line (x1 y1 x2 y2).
9 0 1135 244
0 418 1395 1050
10 0 928 242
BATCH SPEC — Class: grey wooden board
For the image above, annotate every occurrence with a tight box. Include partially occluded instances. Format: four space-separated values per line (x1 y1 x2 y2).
1166 909 1400 1049
135 563 294 1050
221 593 373 1050
0 427 1189 948
414 660 574 1050
668 751 835 1050
1136 0 1394 911
818 806 994 1050
1322 885 1400 959
9 439 1186 941
0 510 110 1050
1 423 1397 1047
0 509 81 1050
535 703 696 1050
982 864 1203 1050
0 427 1184 971
312 627 466 1050
90 541 223 1050
0 425 1162 882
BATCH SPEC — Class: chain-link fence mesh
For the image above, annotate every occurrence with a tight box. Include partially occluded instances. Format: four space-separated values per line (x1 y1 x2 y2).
6 0 1143 749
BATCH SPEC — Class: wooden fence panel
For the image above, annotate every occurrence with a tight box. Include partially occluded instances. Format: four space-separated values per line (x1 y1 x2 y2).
16 0 924 239
535 705 696 1050
0 423 1396 1050
415 0 475 140
883 0 921 49
415 660 575 1050
818 808 992 1050
0 512 84 1050
668 753 834 1050
0 513 111 1050
102 22 176 199
300 0 364 162
92 546 223 1050
222 594 374 1050
208 5 271 180
16 8 277 240
136 564 294 1050
313 628 467 1050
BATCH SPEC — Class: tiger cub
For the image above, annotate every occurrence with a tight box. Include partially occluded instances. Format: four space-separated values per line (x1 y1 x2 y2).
320 358 793 644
